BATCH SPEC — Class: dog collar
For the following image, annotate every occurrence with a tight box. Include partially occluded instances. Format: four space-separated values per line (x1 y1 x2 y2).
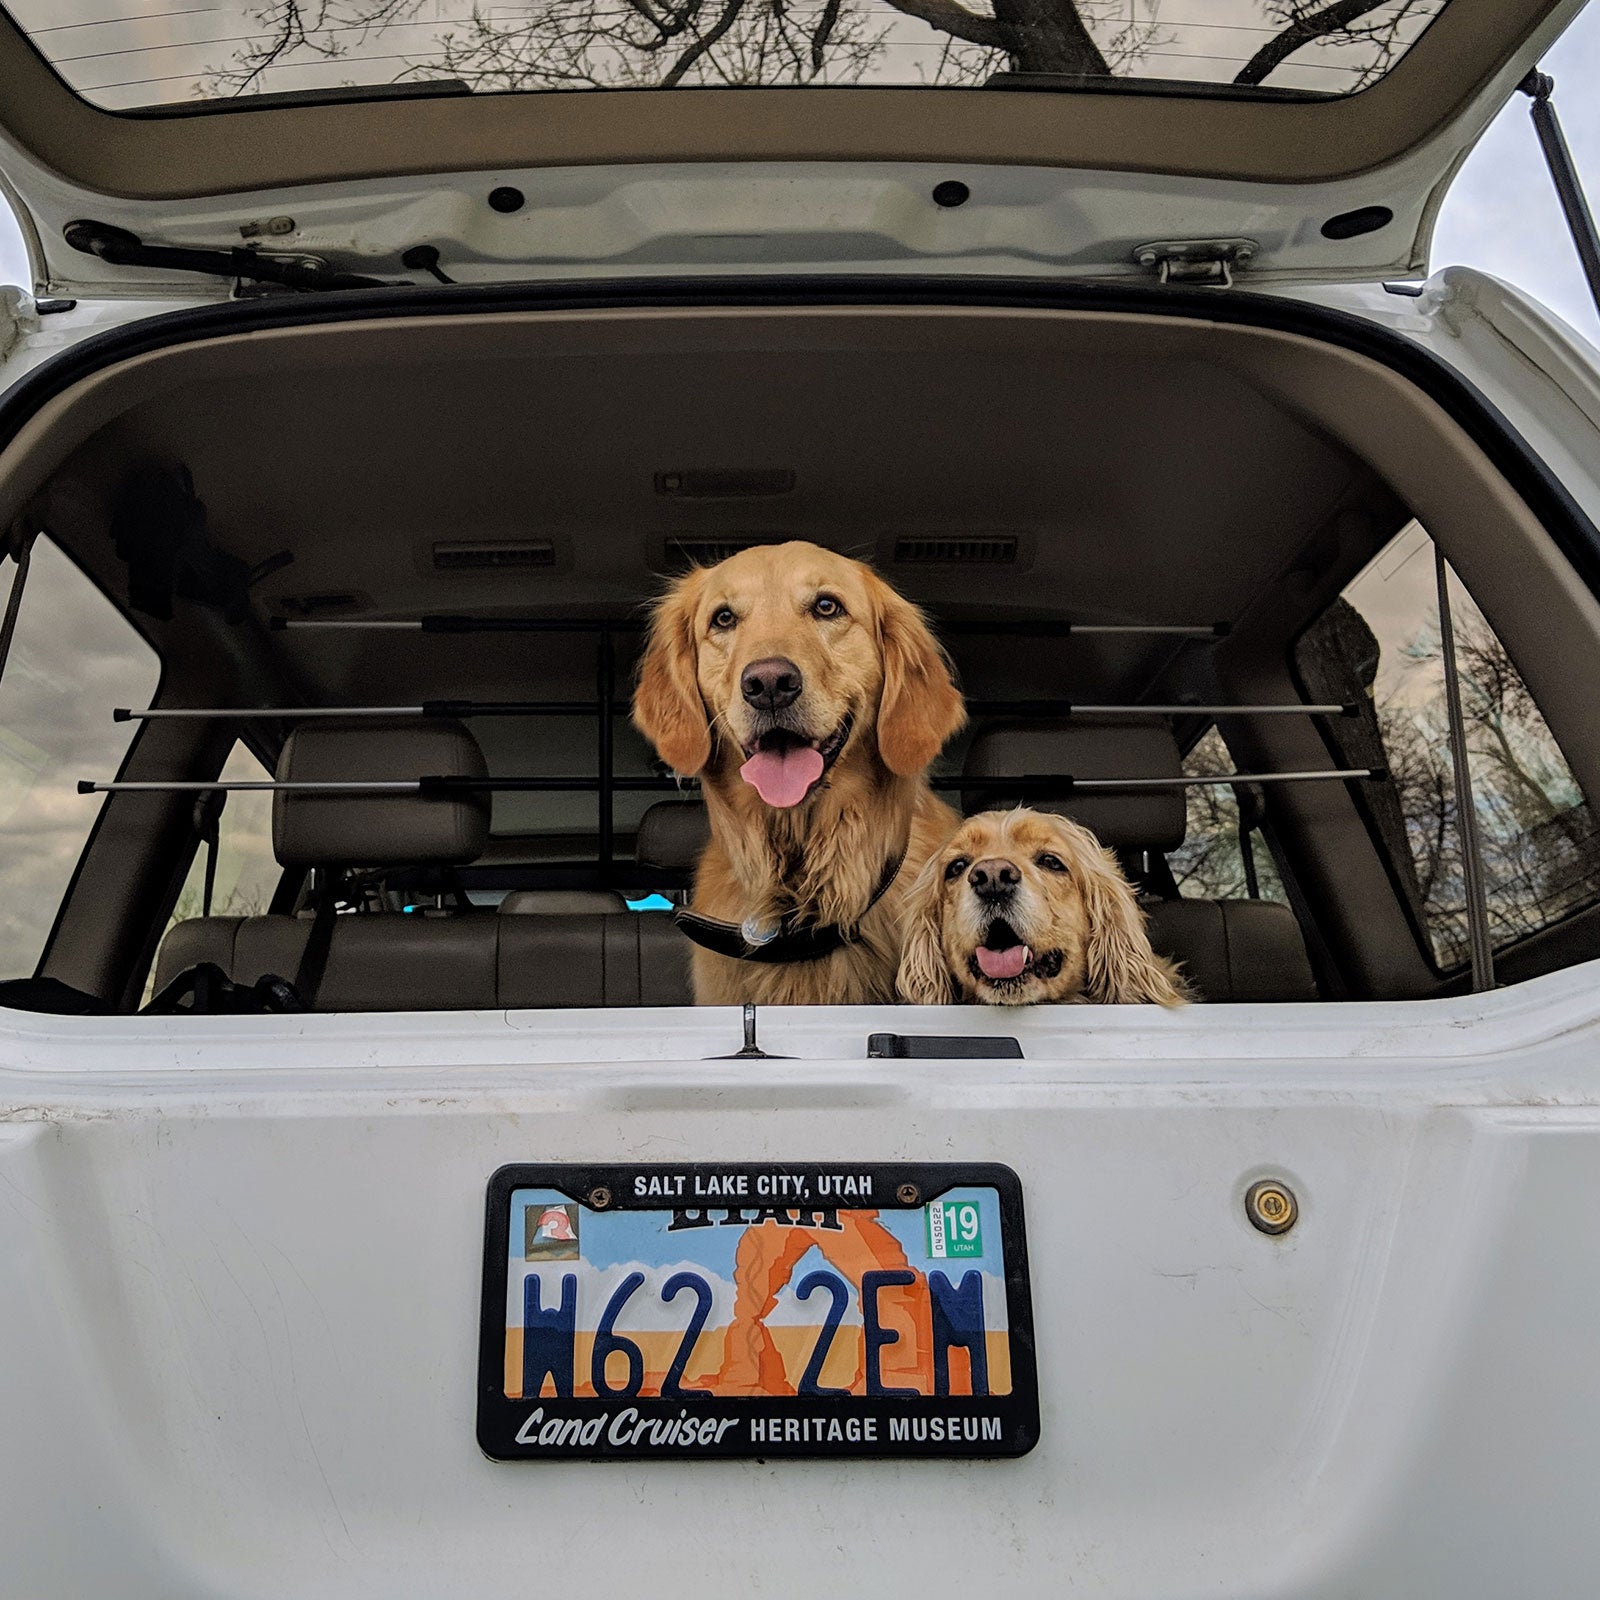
672 849 907 966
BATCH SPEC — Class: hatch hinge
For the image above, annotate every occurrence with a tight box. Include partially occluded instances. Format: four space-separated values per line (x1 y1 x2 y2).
1133 238 1258 287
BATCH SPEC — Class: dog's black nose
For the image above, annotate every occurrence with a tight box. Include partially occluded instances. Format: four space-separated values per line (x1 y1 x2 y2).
969 857 1021 899
741 657 803 712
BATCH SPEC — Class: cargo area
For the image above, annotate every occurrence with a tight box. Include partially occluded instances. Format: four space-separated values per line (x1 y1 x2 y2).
2 296 1598 1011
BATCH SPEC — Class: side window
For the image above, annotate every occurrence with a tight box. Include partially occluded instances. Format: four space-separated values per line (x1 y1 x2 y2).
1295 521 1600 967
0 539 160 979
142 741 278 1003
162 741 280 927
1167 728 1287 903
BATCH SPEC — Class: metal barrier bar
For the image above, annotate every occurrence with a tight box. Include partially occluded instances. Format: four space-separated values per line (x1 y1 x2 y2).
115 702 603 720
597 627 616 874
940 770 1380 792
966 701 1354 718
942 621 1228 638
118 700 1352 722
80 768 1381 797
270 616 626 634
1435 549 1495 992
270 615 1229 639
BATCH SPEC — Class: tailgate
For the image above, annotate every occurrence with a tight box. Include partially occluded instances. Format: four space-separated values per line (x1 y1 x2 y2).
3 978 1597 1597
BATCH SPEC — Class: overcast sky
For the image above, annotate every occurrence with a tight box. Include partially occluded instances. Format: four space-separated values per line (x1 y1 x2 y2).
1431 3 1600 345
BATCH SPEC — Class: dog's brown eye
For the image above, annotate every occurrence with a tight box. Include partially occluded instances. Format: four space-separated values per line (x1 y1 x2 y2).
1036 852 1067 873
944 856 970 882
812 594 845 620
710 606 737 631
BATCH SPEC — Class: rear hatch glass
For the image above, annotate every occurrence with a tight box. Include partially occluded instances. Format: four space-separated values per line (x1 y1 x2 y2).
8 0 1448 108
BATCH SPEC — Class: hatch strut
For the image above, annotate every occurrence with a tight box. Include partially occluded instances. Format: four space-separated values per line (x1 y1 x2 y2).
1436 548 1495 992
62 221 390 294
1519 70 1600 321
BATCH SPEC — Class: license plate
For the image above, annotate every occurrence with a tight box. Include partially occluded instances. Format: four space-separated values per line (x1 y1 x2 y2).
477 1163 1038 1461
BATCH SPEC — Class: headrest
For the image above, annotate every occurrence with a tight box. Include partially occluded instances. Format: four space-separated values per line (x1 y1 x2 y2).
272 717 489 868
635 800 711 874
962 722 1186 850
498 890 631 915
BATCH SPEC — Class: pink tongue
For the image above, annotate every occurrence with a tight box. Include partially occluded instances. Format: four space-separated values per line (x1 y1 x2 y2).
976 944 1031 981
740 744 825 808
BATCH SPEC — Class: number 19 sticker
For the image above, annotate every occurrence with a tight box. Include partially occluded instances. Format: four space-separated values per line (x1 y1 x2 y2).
927 1197 984 1259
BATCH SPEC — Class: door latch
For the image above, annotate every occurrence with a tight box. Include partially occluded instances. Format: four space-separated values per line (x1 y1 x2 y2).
1133 238 1259 287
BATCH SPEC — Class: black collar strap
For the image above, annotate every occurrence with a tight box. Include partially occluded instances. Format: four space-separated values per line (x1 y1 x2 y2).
673 848 906 966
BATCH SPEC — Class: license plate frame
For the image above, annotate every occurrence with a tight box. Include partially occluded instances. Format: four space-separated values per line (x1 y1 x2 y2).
477 1161 1038 1462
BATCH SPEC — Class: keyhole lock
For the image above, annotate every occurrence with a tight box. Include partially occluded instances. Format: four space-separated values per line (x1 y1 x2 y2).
1245 1179 1298 1235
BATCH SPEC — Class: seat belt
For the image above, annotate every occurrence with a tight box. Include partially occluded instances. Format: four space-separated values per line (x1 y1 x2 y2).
193 790 224 917
292 868 341 1009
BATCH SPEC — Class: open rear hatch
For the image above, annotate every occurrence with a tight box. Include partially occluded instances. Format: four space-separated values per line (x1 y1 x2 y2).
0 0 1587 294
2 4 1600 1591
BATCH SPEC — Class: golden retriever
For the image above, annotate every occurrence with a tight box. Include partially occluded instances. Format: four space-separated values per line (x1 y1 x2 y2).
897 809 1190 1007
632 541 965 1005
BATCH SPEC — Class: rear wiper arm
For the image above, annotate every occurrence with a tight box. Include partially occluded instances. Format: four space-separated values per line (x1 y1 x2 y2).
63 220 391 293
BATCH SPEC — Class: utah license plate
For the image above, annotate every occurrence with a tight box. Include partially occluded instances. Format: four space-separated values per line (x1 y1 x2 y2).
477 1163 1037 1461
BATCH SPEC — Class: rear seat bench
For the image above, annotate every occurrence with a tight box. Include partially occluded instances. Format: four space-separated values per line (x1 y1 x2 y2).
154 719 693 1010
155 718 1315 1009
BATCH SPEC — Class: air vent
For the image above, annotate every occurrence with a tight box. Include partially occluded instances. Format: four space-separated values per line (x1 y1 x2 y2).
277 590 369 617
893 535 1020 566
433 540 556 571
661 535 785 571
655 469 795 499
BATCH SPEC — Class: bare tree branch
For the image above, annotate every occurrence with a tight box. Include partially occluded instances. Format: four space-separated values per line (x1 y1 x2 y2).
989 0 1107 73
663 0 750 83
871 0 1005 51
1233 0 1395 86
204 0 1430 119
812 0 845 69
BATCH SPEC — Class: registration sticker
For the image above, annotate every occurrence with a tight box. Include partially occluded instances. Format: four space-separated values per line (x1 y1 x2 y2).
476 1163 1038 1461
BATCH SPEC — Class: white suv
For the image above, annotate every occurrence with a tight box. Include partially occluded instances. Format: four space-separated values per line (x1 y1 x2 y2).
1 0 1599 1593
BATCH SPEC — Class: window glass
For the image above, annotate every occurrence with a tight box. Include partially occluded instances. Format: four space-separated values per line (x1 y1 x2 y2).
142 740 278 1002
163 741 279 925
4 0 1448 112
0 538 160 979
1167 727 1287 903
1294 522 1600 967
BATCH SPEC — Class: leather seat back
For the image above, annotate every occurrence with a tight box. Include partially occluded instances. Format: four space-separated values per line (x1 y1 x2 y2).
155 718 691 1011
1143 900 1317 1004
961 721 1319 1002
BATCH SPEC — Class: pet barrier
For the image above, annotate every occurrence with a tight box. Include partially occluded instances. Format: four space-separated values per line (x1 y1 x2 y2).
83 611 1396 921
65 525 1505 985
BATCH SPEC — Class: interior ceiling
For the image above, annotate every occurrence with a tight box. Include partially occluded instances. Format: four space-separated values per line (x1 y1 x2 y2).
43 313 1397 712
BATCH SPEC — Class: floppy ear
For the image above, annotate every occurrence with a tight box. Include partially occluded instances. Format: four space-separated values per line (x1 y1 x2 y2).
871 575 966 777
632 571 711 776
896 854 958 1005
1075 839 1191 1007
